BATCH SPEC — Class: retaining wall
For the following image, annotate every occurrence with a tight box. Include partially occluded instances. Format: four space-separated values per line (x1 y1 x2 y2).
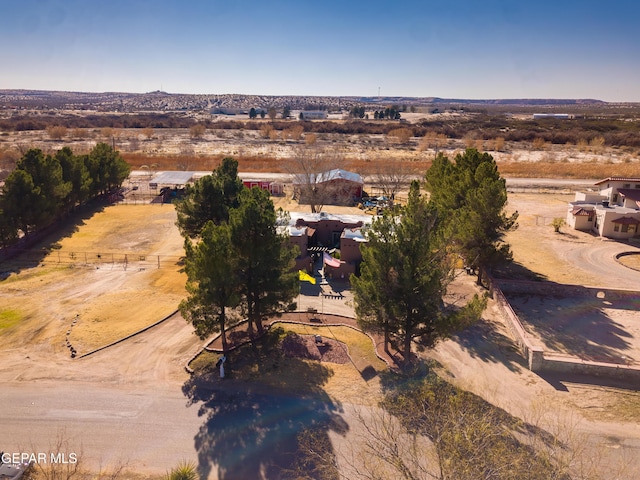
487 275 640 381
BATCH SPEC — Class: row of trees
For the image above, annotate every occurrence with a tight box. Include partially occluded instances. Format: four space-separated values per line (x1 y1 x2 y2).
177 149 516 360
248 106 293 120
350 105 406 120
0 143 130 246
352 149 517 360
373 107 402 120
176 158 298 350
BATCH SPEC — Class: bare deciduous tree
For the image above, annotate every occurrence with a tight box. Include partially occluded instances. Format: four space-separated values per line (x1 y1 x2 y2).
141 127 154 140
72 128 89 139
387 128 413 144
363 158 417 200
419 132 448 154
24 429 128 480
532 137 547 150
189 124 206 140
305 133 318 146
287 147 348 213
260 124 274 139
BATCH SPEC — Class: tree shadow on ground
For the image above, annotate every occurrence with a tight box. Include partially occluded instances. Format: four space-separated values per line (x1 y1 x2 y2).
325 279 349 294
183 328 348 480
299 280 321 297
377 362 573 479
0 199 106 276
508 294 634 364
448 318 525 373
538 370 640 392
492 260 547 282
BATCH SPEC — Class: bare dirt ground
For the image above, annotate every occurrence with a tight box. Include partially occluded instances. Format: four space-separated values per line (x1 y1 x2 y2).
499 193 640 366
426 192 640 478
2 187 640 477
0 205 186 354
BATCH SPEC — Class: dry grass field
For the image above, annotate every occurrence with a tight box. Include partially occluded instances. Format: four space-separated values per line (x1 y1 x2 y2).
0 204 186 354
3 125 640 181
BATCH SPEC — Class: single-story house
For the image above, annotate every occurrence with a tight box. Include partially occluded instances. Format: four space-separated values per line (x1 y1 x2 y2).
293 168 364 206
567 177 640 239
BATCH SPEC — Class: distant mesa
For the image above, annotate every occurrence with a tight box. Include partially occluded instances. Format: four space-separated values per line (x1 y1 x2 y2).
0 89 613 112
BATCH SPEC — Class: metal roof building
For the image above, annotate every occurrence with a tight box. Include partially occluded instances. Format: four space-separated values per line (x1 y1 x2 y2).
148 171 196 189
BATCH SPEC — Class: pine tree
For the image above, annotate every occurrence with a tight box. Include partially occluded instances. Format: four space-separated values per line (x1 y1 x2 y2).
425 148 518 284
230 187 297 334
180 221 240 352
175 157 244 237
352 181 484 361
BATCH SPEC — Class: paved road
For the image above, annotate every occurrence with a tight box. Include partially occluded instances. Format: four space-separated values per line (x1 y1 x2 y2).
0 382 202 472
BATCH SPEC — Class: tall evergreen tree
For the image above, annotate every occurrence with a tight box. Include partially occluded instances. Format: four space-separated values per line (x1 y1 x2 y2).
1 169 41 235
175 157 244 237
56 147 91 213
425 148 518 284
230 187 297 334
85 143 130 196
352 181 484 360
180 221 240 352
18 148 70 224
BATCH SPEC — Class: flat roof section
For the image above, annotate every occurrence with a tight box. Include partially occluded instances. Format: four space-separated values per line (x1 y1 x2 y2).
149 171 195 186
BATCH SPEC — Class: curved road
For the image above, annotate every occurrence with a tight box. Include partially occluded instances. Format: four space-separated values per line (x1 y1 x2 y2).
0 314 207 477
559 239 640 289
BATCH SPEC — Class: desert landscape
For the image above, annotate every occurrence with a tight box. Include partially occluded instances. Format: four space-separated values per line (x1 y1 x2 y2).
2 96 640 478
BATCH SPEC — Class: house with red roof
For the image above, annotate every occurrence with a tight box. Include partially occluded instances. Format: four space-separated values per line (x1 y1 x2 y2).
567 177 640 239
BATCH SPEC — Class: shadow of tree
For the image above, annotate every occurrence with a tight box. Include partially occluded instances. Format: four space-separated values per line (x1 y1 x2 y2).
183 328 348 479
299 280 321 297
449 318 525 373
377 363 572 479
492 260 547 282
0 199 106 276
507 294 634 364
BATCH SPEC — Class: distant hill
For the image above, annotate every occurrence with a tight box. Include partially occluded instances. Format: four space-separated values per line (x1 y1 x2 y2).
0 89 610 112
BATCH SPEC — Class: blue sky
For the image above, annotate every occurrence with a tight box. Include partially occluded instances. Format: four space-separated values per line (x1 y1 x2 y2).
1 0 639 101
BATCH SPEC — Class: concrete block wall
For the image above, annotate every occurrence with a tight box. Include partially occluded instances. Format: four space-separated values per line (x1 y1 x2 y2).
488 275 640 381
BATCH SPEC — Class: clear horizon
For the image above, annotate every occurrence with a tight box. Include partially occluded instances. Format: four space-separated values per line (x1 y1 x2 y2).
1 0 639 102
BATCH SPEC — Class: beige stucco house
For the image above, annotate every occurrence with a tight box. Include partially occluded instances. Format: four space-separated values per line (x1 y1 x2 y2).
567 177 640 239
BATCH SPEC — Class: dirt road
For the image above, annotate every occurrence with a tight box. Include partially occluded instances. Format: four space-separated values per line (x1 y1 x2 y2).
0 313 206 476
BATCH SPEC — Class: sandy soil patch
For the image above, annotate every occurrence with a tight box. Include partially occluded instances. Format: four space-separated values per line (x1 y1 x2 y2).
504 193 602 284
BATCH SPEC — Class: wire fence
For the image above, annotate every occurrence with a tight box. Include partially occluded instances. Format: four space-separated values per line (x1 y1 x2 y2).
3 248 183 270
